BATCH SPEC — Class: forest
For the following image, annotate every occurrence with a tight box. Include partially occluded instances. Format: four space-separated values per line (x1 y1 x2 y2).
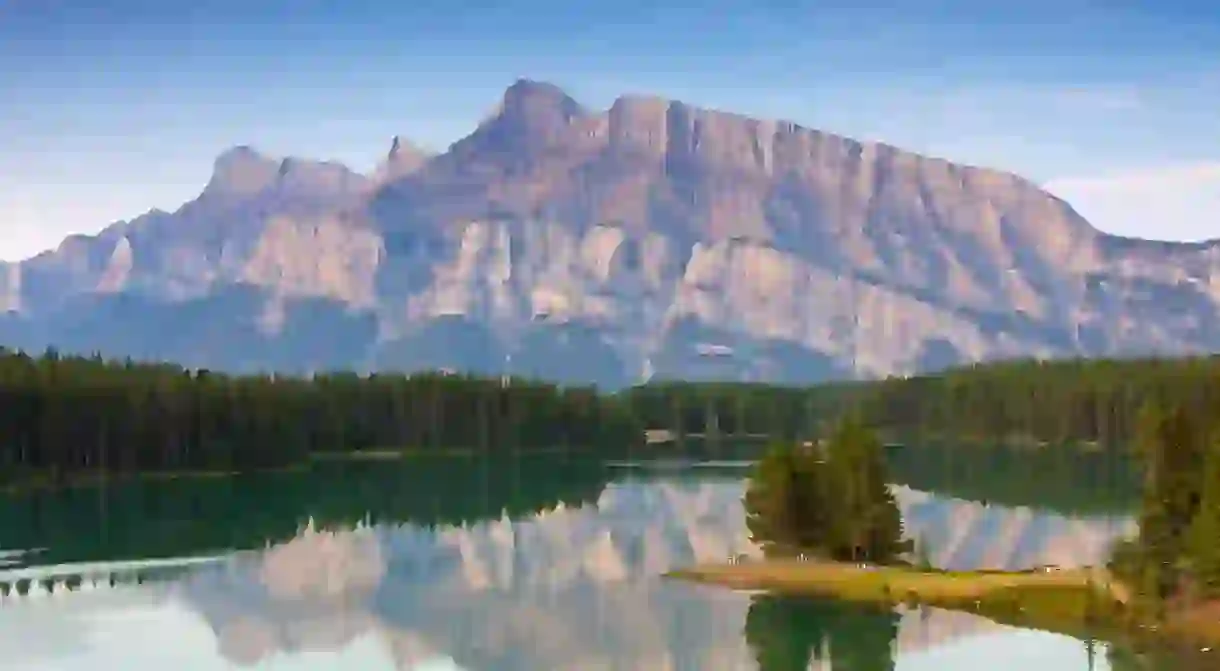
620 356 1220 453
1108 399 1220 610
7 346 1220 486
0 347 637 483
860 356 1220 447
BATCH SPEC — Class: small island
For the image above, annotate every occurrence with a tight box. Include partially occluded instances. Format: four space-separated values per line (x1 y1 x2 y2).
667 406 1220 652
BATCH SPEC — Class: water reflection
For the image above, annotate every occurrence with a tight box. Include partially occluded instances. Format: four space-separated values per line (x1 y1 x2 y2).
744 595 899 670
0 460 1158 670
189 479 1129 668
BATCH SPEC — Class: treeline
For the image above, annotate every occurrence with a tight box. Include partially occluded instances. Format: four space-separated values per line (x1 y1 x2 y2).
862 356 1220 447
9 345 1220 485
1111 401 1220 607
619 380 869 439
612 357 1220 453
0 348 637 482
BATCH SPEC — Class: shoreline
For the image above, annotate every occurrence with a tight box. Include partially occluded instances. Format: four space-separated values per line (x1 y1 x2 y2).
665 559 1220 649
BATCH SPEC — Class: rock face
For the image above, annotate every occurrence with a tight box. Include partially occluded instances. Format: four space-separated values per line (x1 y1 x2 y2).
5 79 1220 383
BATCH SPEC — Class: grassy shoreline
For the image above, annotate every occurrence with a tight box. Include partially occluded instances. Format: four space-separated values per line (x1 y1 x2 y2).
666 559 1220 649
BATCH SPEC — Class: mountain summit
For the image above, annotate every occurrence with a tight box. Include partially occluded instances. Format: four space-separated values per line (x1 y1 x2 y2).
2 80 1218 385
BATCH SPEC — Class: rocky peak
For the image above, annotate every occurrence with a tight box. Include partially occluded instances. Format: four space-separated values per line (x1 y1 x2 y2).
204 146 368 200
474 79 588 150
204 146 281 196
499 78 585 120
375 135 430 183
275 157 369 196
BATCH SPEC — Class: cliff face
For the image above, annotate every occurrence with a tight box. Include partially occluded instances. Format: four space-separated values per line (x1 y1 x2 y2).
5 79 1220 383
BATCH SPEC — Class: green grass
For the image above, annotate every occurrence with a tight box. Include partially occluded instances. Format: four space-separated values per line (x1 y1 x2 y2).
664 559 1220 648
667 560 1108 602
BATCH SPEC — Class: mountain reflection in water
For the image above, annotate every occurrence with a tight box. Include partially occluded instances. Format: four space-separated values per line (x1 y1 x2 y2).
0 457 1158 670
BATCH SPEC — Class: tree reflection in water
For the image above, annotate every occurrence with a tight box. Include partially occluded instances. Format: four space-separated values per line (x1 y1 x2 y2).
744 594 899 671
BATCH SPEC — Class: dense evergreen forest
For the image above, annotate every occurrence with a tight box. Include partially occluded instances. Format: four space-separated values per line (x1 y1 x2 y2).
861 356 1220 447
619 380 869 439
1108 400 1220 609
0 348 638 483
6 345 1220 487
622 356 1220 453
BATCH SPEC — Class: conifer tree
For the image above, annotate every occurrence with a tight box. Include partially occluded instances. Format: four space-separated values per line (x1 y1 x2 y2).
743 419 906 563
1186 441 1220 597
823 416 908 562
744 443 812 556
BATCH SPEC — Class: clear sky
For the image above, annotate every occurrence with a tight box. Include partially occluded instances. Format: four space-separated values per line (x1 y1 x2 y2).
2 0 1218 261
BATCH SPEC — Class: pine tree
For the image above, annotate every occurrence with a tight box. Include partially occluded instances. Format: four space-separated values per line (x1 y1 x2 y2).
744 443 807 556
1186 442 1220 597
1131 401 1209 600
823 417 908 562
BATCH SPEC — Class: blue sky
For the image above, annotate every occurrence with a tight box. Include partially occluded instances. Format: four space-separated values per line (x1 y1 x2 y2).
2 0 1218 260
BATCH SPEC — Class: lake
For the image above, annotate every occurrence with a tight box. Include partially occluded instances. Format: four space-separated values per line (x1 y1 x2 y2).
0 451 1185 670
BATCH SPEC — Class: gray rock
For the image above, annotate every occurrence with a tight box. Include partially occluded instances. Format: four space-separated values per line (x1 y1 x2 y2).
5 80 1219 383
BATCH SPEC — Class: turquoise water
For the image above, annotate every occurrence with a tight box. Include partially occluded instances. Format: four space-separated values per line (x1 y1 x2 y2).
0 456 1179 670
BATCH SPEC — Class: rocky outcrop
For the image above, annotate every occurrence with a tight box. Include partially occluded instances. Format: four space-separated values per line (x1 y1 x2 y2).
5 79 1220 382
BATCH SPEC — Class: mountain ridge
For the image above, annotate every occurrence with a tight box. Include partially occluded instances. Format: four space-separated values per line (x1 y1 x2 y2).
3 79 1219 385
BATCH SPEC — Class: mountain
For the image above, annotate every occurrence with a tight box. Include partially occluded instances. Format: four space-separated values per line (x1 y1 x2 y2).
4 78 1220 384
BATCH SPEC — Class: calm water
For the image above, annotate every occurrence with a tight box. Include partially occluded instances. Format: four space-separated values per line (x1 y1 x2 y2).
0 452 1181 670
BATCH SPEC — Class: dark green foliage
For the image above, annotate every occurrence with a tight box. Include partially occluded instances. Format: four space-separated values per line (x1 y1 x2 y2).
0 347 640 482
1186 447 1220 597
743 419 908 563
744 443 832 556
823 417 909 562
863 356 1220 448
1109 398 1220 607
618 380 870 441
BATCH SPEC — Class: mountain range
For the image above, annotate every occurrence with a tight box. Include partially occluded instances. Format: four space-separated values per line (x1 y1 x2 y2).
3 78 1218 385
